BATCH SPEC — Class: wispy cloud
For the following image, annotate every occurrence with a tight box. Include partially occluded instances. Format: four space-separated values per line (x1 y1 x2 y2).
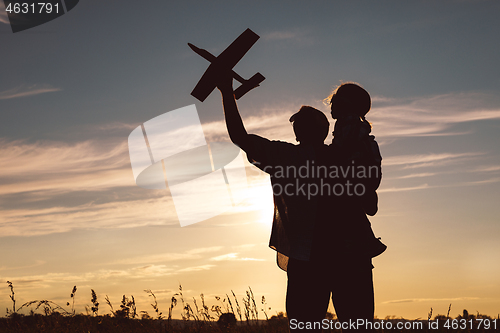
0 13 9 25
0 139 133 196
0 263 217 290
380 174 500 193
112 253 201 266
239 257 265 261
382 297 479 304
111 247 224 266
0 137 180 236
0 1 8 25
210 253 238 261
397 173 436 179
383 152 482 168
0 195 179 237
0 260 46 272
209 253 265 262
370 92 500 137
463 177 500 185
0 85 61 100
187 246 224 254
231 243 259 251
93 122 138 132
263 30 304 41
177 265 215 272
378 184 429 193
471 165 500 173
0 134 270 236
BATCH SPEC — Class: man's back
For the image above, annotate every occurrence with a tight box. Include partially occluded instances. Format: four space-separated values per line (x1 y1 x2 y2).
244 134 330 269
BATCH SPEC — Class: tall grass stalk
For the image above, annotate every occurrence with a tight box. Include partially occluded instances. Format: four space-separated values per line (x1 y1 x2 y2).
6 281 15 315
68 286 77 315
231 290 242 321
90 289 99 316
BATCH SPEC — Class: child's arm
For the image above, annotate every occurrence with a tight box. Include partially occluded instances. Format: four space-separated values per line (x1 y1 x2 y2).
360 135 382 216
362 191 378 216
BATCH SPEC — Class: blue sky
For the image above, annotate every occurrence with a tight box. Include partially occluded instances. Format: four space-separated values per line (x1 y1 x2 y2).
1 0 500 319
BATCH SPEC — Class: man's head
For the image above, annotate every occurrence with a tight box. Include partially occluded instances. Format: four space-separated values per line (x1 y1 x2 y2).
289 106 330 144
328 83 371 119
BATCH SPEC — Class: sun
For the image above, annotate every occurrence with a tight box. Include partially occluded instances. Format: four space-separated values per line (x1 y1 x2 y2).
248 178 274 226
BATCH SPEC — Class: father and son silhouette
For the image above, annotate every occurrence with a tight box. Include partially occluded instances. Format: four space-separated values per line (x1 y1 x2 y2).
188 28 384 331
217 76 384 332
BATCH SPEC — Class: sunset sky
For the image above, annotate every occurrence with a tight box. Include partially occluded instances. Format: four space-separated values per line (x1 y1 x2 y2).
1 1 500 319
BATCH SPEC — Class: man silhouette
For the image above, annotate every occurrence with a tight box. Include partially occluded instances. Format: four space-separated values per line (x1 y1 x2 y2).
217 77 379 332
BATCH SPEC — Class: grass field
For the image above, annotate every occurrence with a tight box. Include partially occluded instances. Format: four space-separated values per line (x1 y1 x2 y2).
2 281 498 333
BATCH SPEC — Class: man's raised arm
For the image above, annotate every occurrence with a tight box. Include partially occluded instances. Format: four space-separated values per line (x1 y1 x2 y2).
217 75 251 150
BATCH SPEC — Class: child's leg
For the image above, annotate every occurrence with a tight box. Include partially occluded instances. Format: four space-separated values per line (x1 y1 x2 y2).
331 258 374 333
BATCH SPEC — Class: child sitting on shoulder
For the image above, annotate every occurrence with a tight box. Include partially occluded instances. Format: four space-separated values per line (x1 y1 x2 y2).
327 82 382 216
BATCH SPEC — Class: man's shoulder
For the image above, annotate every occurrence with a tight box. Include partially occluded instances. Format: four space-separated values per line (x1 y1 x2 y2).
244 134 298 169
248 134 295 146
247 134 297 154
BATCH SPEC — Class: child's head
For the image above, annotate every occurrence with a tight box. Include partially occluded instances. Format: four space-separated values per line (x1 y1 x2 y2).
327 83 371 119
289 106 330 144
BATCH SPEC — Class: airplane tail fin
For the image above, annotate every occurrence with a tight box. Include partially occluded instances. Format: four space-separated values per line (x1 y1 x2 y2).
234 73 265 100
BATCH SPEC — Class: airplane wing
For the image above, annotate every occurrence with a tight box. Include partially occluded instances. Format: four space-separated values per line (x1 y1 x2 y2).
191 64 219 102
216 28 260 70
190 29 260 102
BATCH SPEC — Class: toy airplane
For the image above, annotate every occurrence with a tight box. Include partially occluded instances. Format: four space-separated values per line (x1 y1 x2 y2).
189 28 265 102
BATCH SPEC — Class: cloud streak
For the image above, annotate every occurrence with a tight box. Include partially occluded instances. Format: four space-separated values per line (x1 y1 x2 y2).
383 152 482 168
263 30 306 41
0 138 170 236
0 195 178 237
471 165 500 173
0 139 134 197
0 85 61 100
370 92 500 138
0 136 267 236
0 1 8 25
382 297 479 304
0 13 9 26
397 173 436 179
210 252 265 262
378 184 429 193
111 247 224 265
261 28 314 47
0 263 217 290
463 177 500 185
0 260 46 272
178 265 215 272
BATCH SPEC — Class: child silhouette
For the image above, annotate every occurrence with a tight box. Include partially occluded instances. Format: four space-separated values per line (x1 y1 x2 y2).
329 82 382 216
